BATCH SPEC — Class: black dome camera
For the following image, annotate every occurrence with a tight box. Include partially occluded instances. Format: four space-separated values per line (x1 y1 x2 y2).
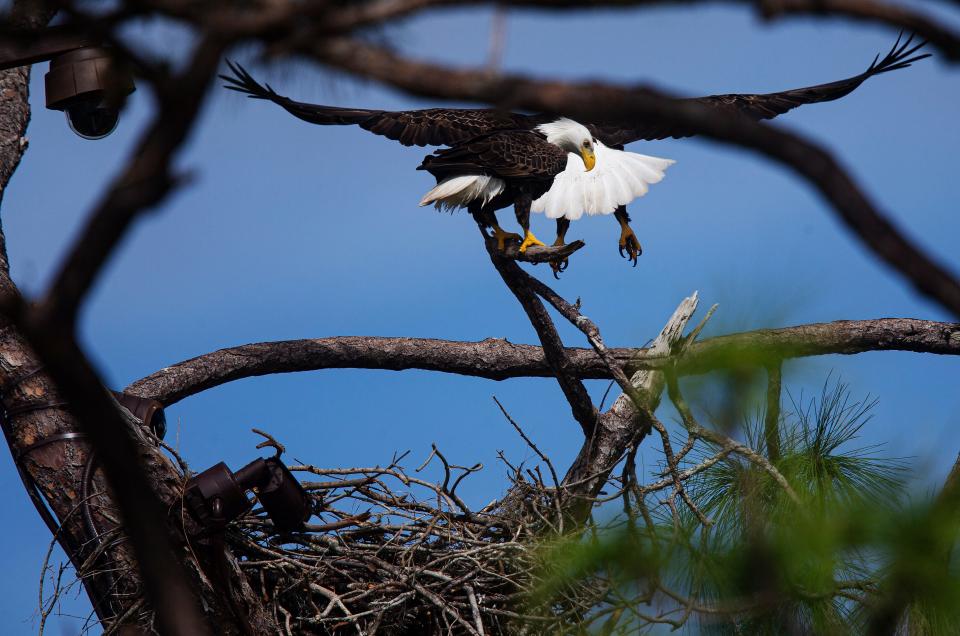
44 47 135 140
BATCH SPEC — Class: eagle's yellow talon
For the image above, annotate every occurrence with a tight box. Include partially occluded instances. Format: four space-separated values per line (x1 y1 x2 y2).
491 225 521 251
519 230 545 253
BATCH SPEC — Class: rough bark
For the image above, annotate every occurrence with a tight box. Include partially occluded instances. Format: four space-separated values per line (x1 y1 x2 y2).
0 329 276 633
127 318 960 406
0 64 29 278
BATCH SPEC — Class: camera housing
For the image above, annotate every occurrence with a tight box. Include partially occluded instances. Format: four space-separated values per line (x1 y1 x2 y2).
185 457 311 534
44 47 135 140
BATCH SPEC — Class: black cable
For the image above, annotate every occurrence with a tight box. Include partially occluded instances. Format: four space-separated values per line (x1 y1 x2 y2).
0 367 113 622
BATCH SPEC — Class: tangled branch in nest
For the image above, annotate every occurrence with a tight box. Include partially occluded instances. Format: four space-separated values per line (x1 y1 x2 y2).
229 449 581 635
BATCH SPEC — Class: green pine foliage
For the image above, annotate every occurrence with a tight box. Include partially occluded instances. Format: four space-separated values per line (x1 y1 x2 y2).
529 378 960 635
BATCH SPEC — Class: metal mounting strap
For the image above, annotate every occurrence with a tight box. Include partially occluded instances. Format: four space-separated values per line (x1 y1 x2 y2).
5 400 70 417
14 430 86 461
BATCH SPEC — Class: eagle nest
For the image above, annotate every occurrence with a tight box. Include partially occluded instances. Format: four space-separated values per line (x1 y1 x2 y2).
40 439 609 635
229 445 600 635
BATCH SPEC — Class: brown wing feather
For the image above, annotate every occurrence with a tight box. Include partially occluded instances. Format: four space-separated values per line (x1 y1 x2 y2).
221 61 545 147
361 109 543 147
417 130 568 181
590 34 930 146
223 35 927 150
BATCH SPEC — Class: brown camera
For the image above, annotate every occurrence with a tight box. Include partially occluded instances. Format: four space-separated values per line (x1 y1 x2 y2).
44 47 135 139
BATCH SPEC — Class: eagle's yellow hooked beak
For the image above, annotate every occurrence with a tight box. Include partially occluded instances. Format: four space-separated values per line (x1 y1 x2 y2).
580 147 596 172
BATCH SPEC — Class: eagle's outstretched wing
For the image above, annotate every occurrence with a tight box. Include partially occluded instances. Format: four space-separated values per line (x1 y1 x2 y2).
223 34 928 148
589 33 929 145
222 61 543 147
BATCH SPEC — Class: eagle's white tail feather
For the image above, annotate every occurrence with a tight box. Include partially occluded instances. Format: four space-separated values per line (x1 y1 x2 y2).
419 175 505 211
532 141 675 221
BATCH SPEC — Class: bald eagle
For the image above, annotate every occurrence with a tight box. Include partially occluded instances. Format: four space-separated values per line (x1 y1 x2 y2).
222 35 927 270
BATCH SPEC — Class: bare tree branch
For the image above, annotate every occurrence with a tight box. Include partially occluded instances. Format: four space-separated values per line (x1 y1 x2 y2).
2 303 214 636
755 0 960 61
480 229 598 435
312 0 960 61
45 0 960 62
560 295 699 508
127 318 960 406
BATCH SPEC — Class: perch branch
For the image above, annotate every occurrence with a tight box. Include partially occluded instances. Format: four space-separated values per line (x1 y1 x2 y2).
502 239 585 264
480 228 598 436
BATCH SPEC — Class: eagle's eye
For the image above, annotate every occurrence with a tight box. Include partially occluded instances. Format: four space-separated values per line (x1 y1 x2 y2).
582 140 591 148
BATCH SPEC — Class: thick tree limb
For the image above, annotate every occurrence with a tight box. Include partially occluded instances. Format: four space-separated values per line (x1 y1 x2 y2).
3 299 214 636
0 1 56 280
127 318 960 406
0 68 27 280
36 0 960 62
301 38 960 319
330 0 960 61
41 0 958 61
192 0 954 62
755 0 960 62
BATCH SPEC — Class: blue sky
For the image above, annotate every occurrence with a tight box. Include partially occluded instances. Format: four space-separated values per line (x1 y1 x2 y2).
2 5 958 632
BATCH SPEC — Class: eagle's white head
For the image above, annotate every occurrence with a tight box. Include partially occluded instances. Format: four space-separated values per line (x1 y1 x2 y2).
536 118 596 171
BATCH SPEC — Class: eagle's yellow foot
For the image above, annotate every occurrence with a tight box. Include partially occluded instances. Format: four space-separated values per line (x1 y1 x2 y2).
550 236 569 278
618 224 642 267
491 225 522 251
519 230 545 254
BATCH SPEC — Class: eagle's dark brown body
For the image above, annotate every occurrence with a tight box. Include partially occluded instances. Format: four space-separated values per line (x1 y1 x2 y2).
418 130 568 180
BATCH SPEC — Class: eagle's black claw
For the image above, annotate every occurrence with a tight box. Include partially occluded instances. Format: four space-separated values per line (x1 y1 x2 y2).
618 228 642 268
550 257 569 278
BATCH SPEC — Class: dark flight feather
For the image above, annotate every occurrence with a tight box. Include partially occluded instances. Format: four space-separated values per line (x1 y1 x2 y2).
221 35 928 148
222 60 543 147
589 32 931 145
